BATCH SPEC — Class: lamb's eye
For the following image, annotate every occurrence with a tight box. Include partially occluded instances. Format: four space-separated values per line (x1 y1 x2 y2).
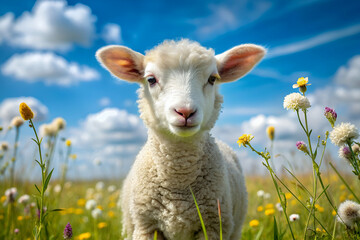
208 75 217 85
146 76 157 86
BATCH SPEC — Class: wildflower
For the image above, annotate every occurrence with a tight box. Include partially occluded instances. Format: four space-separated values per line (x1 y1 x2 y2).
11 116 24 128
107 211 115 218
265 208 275 216
283 93 311 111
77 232 91 240
257 206 264 212
95 181 105 191
40 123 57 137
77 198 86 207
285 193 292 199
18 194 30 204
332 210 337 216
352 143 360 154
53 117 66 131
249 219 260 227
275 203 283 212
66 140 72 147
1 142 9 151
19 102 34 120
293 77 311 94
97 222 107 229
63 222 73 240
324 107 337 128
296 141 309 154
337 200 360 228
75 208 84 215
289 214 300 222
265 203 274 209
266 126 275 141
4 187 17 203
86 188 95 199
91 208 102 219
264 193 271 199
54 184 62 193
257 190 265 198
14 228 19 234
237 134 254 147
315 204 324 212
338 146 352 161
85 199 97 210
330 122 359 146
108 185 116 193
17 216 23 221
70 154 77 160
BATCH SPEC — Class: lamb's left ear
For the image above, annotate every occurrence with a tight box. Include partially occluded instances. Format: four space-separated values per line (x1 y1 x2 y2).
96 45 144 82
216 44 266 83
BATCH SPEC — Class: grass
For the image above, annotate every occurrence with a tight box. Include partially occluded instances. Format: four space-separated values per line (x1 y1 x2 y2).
0 171 358 239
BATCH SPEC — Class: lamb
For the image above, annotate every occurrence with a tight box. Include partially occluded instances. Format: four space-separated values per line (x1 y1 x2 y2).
96 39 265 240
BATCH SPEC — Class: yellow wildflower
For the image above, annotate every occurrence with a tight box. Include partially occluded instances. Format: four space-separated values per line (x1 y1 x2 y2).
97 222 108 229
237 134 254 147
348 194 354 200
290 200 297 206
108 201 116 208
285 193 292 200
266 126 275 141
97 205 103 210
19 102 34 121
75 208 84 215
257 206 264 212
340 194 346 202
0 196 6 203
77 198 86 207
0 215 3 220
265 208 275 216
66 140 72 147
315 204 324 212
332 210 337 216
265 203 274 209
107 211 115 218
17 216 24 221
70 154 77 160
76 232 91 240
340 184 346 190
249 219 260 227
293 77 311 89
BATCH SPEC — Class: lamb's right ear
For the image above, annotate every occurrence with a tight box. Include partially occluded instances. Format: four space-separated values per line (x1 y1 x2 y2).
96 45 144 82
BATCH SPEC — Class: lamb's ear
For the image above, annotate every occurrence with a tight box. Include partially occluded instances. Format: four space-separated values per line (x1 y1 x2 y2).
96 45 144 82
216 44 266 83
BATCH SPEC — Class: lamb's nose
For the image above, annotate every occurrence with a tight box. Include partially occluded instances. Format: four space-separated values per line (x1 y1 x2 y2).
174 108 197 119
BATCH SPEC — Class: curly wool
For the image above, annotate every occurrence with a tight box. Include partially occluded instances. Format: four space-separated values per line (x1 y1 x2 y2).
330 122 359 146
283 93 311 111
337 200 360 228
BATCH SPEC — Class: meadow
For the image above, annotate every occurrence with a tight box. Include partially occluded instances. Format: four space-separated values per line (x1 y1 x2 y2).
1 77 360 240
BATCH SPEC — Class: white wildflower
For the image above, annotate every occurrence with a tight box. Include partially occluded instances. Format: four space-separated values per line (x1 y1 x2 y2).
95 181 105 191
53 184 62 193
289 214 300 222
11 116 24 128
283 93 311 111
276 202 283 212
91 208 102 219
40 123 57 137
5 187 17 203
264 193 271 199
18 194 30 204
85 199 97 210
52 117 66 131
338 146 352 161
330 123 359 146
337 200 360 228
108 185 117 193
257 190 265 198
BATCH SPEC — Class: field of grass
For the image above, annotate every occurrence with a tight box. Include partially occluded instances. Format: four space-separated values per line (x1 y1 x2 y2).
0 171 359 239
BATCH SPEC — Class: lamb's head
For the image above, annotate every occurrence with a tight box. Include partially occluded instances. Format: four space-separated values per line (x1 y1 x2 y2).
96 39 265 138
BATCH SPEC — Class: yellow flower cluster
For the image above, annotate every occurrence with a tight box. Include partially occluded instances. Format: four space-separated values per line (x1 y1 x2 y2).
237 134 254 147
19 102 34 121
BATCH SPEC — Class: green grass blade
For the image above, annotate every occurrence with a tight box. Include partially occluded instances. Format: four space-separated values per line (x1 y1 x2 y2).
217 199 222 240
273 217 279 240
190 187 208 240
153 230 157 240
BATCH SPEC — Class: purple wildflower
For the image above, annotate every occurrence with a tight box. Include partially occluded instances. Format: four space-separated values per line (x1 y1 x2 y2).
324 107 337 128
296 141 309 154
14 228 19 234
63 222 73 240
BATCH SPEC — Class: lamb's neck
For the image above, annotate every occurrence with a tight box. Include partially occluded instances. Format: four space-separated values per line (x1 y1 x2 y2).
148 130 211 189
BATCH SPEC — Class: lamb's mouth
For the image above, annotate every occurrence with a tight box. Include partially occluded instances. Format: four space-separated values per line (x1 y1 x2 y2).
170 124 200 137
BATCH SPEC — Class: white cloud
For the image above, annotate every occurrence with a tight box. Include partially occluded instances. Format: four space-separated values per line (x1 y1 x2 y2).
2 52 99 86
70 108 147 176
0 97 48 125
268 24 360 59
335 55 360 88
191 2 271 40
0 13 14 44
99 97 111 107
101 23 122 44
1 0 96 50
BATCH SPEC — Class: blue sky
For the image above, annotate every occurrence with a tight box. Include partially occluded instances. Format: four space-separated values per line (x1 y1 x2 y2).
0 0 360 178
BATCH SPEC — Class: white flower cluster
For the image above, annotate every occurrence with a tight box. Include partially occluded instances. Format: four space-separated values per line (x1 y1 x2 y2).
283 93 311 111
330 122 359 146
337 200 360 228
39 117 66 137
